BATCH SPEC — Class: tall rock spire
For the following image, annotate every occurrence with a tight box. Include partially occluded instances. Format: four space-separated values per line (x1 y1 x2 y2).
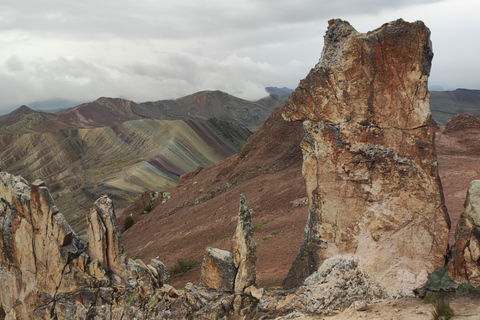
282 19 450 296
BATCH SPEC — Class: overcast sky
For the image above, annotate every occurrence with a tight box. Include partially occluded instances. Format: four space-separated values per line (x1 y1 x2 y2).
0 0 479 113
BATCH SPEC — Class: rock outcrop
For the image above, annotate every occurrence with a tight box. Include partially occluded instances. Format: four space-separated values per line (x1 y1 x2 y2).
448 180 480 285
282 19 450 295
86 195 125 279
200 247 236 291
232 194 257 293
0 172 103 318
0 171 217 319
260 256 384 317
200 194 257 293
444 114 480 134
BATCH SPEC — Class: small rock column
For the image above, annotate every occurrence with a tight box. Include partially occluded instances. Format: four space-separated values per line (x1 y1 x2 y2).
232 194 257 293
200 194 257 293
86 195 125 277
449 180 480 285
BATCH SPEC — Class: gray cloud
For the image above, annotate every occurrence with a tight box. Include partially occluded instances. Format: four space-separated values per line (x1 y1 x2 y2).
0 0 478 113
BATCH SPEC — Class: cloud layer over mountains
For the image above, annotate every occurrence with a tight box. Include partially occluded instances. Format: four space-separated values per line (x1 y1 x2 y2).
0 0 479 112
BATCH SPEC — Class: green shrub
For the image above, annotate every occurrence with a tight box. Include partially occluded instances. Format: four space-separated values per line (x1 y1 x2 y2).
424 292 438 304
143 202 152 213
124 214 135 231
253 219 271 230
431 300 454 320
170 259 199 278
456 283 477 296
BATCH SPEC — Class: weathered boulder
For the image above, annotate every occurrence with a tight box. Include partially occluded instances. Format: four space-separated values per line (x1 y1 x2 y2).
259 256 384 316
448 180 480 285
301 257 384 313
150 258 171 285
200 247 236 291
282 19 450 295
232 194 257 293
86 194 125 279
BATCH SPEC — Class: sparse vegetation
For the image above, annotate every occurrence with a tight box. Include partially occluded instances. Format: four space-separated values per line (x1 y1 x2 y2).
124 214 135 231
170 258 199 278
143 202 152 213
253 219 271 230
198 188 203 193
124 291 138 309
424 292 438 304
270 231 280 236
162 192 171 203
455 283 478 296
431 299 454 320
147 297 156 311
258 187 263 192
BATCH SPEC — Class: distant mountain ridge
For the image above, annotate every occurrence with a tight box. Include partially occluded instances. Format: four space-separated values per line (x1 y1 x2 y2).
265 86 294 95
0 90 271 234
430 89 480 124
0 90 288 132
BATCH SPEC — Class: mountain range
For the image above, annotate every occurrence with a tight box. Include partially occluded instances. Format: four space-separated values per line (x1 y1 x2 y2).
1 87 479 235
0 90 289 233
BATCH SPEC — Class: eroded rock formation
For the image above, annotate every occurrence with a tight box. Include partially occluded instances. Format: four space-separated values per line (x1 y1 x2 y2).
87 195 125 279
200 194 257 293
282 19 450 295
0 172 104 318
0 171 223 319
232 194 257 293
448 180 480 285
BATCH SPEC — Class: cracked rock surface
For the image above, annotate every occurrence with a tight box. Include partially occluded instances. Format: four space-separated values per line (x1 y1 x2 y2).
282 19 450 295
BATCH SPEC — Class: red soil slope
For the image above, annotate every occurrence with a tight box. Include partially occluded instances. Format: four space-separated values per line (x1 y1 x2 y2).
122 110 480 287
121 106 307 287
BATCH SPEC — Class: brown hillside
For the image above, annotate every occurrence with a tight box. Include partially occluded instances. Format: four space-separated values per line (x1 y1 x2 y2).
436 114 480 243
121 106 307 287
122 109 480 287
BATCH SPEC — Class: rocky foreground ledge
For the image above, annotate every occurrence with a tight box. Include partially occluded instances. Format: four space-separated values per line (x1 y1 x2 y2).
0 170 386 319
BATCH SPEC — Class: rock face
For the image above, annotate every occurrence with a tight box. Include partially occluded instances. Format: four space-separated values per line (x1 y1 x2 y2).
200 247 236 291
0 171 190 319
448 180 480 285
0 172 102 318
232 194 257 293
282 19 450 295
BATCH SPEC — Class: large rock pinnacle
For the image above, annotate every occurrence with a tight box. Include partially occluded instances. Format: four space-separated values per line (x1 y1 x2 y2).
282 19 450 296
